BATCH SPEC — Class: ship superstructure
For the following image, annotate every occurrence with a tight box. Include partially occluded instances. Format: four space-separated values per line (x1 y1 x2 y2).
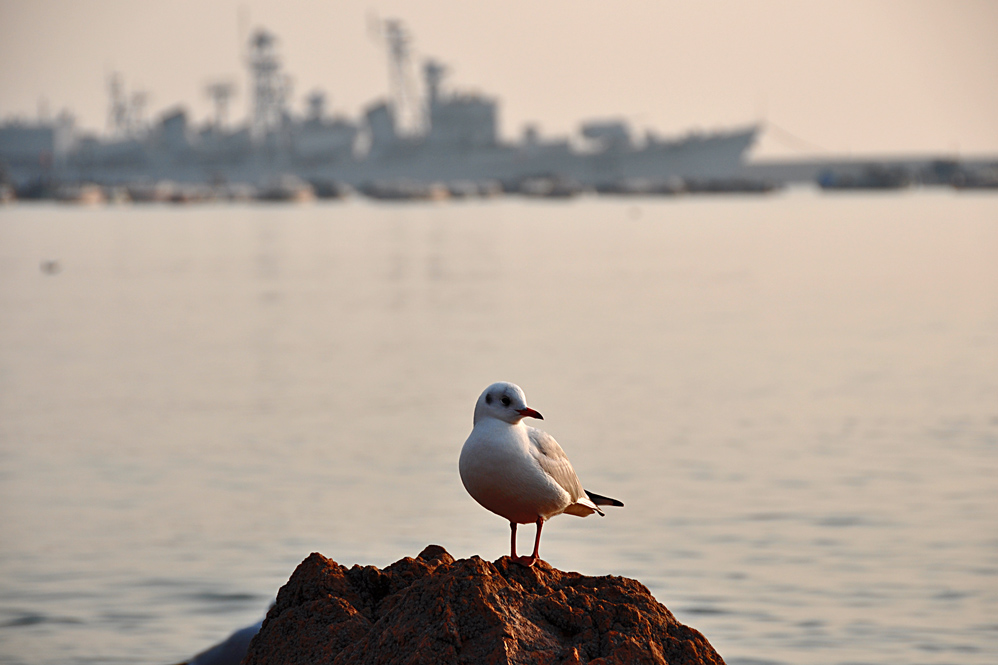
0 20 758 191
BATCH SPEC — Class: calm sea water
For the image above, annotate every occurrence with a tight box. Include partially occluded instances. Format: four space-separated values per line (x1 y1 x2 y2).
1 191 996 665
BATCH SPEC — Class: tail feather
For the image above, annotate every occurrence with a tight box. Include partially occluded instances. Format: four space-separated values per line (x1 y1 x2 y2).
585 490 624 508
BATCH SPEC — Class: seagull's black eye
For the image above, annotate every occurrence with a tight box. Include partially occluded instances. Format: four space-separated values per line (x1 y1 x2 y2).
501 395 511 407
485 394 492 405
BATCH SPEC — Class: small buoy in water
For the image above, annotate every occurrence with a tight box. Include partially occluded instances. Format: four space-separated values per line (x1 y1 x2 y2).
40 260 61 275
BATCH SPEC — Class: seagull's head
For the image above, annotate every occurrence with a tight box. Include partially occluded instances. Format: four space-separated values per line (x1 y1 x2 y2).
473 382 544 425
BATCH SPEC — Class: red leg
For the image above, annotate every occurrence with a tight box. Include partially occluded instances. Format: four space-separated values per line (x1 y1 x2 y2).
530 517 544 560
511 518 544 567
509 521 518 559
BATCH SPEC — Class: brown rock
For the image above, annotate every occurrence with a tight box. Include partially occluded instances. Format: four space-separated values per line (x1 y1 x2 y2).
243 545 725 665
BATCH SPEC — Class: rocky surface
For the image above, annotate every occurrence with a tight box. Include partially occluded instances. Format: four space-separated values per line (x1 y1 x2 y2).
243 545 725 665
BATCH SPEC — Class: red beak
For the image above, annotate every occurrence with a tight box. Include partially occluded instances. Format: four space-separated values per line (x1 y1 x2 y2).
517 407 544 420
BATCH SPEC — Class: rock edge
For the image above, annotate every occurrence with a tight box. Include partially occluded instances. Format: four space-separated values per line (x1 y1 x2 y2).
243 544 725 665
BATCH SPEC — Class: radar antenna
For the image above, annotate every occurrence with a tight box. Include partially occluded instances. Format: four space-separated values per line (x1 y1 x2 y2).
305 90 326 121
205 81 236 129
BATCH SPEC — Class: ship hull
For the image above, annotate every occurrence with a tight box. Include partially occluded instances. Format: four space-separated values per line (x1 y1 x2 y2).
297 125 759 187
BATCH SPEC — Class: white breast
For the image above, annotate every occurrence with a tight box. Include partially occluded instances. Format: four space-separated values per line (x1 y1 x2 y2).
459 418 572 524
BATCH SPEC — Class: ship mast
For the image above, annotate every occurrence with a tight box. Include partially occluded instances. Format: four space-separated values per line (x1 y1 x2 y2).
247 29 289 140
106 73 147 138
382 20 421 136
106 73 129 137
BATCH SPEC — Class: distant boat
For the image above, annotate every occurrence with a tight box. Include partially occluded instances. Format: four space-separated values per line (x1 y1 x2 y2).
256 175 315 202
358 180 449 202
307 178 351 199
55 183 105 204
684 177 781 194
818 166 910 191
516 176 584 198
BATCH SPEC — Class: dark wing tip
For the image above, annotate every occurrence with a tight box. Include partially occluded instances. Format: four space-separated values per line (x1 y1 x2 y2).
585 489 624 508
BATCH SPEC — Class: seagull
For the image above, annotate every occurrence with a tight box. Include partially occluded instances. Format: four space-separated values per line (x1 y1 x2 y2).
459 381 623 566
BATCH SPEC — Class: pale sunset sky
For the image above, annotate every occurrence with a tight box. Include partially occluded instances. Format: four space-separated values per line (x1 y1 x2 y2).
1 0 996 158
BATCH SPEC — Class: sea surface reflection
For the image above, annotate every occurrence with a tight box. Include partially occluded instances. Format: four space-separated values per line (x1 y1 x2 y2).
1 191 996 664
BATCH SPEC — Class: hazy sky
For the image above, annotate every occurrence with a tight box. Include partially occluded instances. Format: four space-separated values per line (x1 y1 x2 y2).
1 0 996 158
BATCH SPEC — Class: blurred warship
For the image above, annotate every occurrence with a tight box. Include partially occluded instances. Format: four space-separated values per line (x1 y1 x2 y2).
0 21 759 197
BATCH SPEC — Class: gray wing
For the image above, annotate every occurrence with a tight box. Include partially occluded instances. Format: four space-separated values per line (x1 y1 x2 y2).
526 427 586 503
